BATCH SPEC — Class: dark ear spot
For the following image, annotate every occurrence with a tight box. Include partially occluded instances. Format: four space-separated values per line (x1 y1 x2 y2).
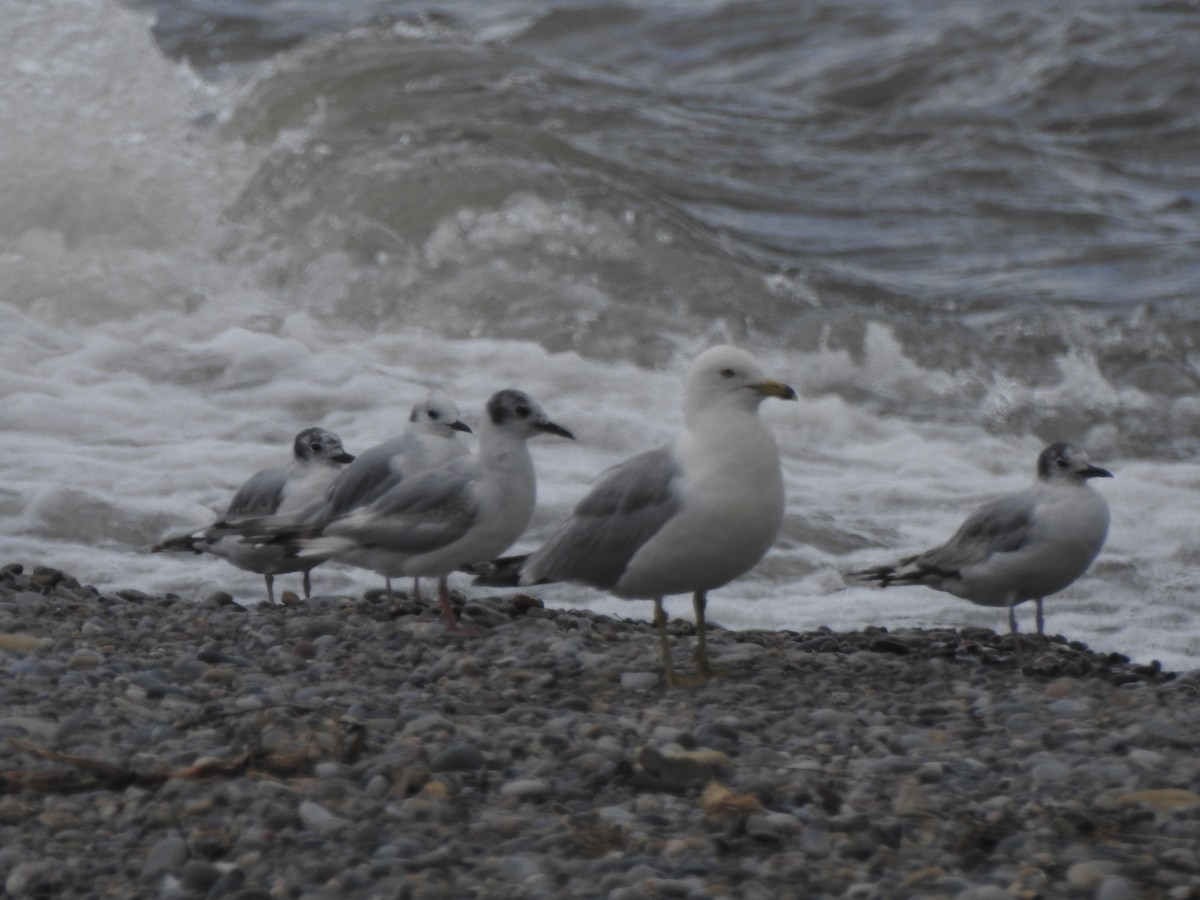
487 394 507 425
487 389 528 425
409 409 419 423
293 427 323 459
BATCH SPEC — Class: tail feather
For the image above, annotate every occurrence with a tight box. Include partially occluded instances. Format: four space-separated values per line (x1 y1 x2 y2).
851 556 952 588
210 515 321 547
209 515 361 564
850 564 896 586
151 532 204 555
465 554 531 588
293 535 357 561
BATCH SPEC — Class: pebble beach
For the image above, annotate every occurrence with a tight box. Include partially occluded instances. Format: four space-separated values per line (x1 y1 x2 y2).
1 561 1198 900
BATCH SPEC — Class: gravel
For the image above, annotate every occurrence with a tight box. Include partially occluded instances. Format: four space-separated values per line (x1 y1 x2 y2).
1 560 1198 899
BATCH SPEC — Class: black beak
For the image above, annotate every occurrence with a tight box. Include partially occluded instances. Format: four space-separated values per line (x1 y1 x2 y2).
1083 464 1113 479
450 420 473 434
537 420 576 441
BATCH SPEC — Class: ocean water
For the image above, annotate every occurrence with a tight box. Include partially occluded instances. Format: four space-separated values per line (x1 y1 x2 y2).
3 0 1199 670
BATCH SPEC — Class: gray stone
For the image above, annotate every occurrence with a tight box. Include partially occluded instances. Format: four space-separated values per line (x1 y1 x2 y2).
431 742 487 772
141 834 188 878
5 862 52 899
620 671 660 690
1066 860 1118 889
959 887 1010 900
500 778 552 800
1096 876 1138 900
298 800 346 834
798 827 831 858
180 860 221 893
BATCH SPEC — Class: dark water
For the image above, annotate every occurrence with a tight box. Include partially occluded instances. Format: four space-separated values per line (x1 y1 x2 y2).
116 0 1200 454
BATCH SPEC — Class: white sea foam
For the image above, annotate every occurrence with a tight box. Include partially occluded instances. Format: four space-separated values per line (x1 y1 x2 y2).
1 0 1197 674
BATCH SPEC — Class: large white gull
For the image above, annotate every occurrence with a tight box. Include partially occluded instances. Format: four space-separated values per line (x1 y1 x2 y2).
516 345 797 685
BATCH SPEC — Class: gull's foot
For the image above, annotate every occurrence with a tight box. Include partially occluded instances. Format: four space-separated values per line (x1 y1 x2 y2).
692 654 734 681
665 670 712 689
1009 632 1052 672
387 590 414 615
444 619 483 639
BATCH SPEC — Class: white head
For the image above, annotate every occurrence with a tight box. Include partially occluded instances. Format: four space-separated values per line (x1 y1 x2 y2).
408 391 473 439
292 427 355 467
683 345 797 422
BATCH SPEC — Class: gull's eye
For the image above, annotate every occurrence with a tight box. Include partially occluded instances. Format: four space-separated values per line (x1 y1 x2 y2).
515 405 530 418
1056 458 1069 469
720 368 736 379
428 409 440 421
310 441 322 452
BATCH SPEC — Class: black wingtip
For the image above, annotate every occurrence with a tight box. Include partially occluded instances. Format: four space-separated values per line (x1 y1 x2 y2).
211 516 317 548
463 554 530 588
151 533 203 555
849 565 900 588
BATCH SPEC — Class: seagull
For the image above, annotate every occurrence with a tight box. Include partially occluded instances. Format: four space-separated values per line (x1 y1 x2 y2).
274 390 573 632
313 391 472 596
511 345 796 685
852 442 1112 647
153 427 355 605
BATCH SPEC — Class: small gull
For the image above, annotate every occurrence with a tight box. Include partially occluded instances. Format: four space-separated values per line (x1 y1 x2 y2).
852 442 1112 647
511 345 796 685
274 390 573 631
312 390 472 597
153 427 355 605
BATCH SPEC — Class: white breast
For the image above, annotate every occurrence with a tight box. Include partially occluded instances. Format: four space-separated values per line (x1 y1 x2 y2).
617 416 784 598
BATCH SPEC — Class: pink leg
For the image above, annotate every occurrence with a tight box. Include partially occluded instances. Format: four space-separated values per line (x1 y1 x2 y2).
436 578 480 637
437 577 460 632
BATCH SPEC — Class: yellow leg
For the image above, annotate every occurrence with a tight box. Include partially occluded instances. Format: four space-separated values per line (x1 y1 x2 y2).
653 597 681 686
1008 603 1026 669
693 591 710 677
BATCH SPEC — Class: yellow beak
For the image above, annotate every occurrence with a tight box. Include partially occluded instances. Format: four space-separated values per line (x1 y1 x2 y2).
754 380 798 401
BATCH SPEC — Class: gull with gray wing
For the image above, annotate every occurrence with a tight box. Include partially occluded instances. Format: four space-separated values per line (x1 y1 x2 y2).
318 391 472 523
308 390 472 597
153 427 355 604
516 345 796 685
853 442 1112 646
